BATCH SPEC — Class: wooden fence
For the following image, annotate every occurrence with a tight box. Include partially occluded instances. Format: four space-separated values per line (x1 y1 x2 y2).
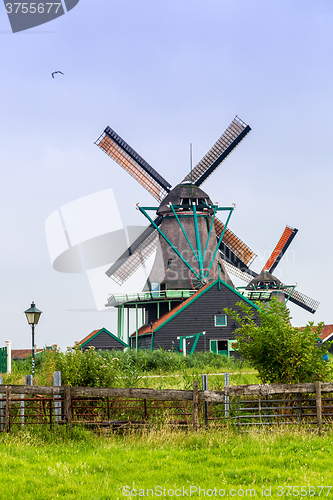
0 381 333 432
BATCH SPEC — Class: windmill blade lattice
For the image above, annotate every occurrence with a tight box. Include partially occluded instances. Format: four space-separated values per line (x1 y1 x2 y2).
262 226 298 274
106 229 159 285
95 126 171 201
106 215 162 282
223 260 257 283
182 116 251 187
285 288 319 314
214 217 256 268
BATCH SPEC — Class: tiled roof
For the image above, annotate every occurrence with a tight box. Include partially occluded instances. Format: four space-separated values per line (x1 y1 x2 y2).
299 324 333 343
131 278 258 337
319 324 333 342
131 282 214 337
77 329 100 346
11 349 43 359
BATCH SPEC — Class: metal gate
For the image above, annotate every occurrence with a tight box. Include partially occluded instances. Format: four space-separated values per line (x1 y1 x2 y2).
0 348 7 373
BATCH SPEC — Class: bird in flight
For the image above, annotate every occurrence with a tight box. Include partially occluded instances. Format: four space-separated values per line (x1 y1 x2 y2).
52 71 64 78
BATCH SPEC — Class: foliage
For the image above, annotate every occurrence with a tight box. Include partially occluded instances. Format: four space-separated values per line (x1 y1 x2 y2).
55 344 118 387
6 346 255 389
1 427 333 499
224 298 333 384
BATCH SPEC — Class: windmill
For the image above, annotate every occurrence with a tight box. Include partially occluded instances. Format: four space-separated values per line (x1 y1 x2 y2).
95 116 319 323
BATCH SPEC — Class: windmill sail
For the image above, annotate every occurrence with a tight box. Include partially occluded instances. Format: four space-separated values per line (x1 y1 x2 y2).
262 226 298 274
214 217 256 268
285 288 320 314
106 219 162 284
96 127 171 201
182 116 251 186
223 260 257 282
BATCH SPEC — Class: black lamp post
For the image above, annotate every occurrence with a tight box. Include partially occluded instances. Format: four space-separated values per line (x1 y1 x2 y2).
24 302 42 377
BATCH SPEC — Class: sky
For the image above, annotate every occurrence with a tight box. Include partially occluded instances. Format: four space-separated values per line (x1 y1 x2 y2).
1 0 333 351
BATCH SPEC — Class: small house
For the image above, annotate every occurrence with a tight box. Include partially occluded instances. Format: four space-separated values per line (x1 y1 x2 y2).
78 327 128 352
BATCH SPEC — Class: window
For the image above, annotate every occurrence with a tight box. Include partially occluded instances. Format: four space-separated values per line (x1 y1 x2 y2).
167 259 172 269
214 314 227 327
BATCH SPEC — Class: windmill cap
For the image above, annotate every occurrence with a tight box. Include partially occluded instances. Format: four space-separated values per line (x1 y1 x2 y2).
158 184 213 215
246 269 284 290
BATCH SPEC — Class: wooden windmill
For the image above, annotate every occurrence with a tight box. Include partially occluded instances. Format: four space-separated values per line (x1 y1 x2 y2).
95 116 319 328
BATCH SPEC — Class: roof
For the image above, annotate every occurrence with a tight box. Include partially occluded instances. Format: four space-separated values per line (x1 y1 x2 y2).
11 349 43 359
319 324 333 343
158 183 213 215
131 277 258 337
246 269 283 290
299 324 333 343
78 327 128 348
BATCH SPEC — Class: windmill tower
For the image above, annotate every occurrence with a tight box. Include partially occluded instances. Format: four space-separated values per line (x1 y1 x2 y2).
95 117 319 350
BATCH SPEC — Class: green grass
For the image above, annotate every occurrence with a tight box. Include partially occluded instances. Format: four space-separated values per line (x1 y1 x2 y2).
0 426 332 499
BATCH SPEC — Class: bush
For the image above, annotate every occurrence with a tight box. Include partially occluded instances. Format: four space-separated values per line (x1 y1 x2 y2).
55 344 118 387
225 298 333 384
8 345 249 388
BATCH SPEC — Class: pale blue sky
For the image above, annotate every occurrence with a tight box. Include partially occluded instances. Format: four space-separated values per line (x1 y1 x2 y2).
1 1 333 350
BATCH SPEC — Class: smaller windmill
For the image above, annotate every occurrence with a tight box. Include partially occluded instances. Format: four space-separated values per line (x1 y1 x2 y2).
223 225 319 314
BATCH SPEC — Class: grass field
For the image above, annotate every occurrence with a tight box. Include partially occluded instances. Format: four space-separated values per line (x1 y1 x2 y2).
1 426 333 499
1 351 332 499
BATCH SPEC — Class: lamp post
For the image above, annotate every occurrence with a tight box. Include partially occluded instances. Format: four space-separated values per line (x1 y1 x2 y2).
24 302 42 377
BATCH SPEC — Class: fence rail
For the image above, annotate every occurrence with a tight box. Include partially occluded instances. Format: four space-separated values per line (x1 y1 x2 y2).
0 381 332 432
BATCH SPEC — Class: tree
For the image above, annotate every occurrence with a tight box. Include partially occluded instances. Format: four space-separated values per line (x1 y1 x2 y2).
224 298 332 384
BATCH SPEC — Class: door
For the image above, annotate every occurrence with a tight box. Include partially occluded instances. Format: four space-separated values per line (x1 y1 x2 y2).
210 340 228 356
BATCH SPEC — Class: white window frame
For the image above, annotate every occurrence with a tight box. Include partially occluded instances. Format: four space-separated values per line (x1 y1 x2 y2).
214 314 227 327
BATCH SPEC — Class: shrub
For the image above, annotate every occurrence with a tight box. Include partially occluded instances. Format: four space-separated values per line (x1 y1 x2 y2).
225 298 332 384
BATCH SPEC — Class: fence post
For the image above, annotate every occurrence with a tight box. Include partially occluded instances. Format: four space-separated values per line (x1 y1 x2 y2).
64 385 72 427
21 375 33 428
5 341 12 374
224 373 230 418
315 381 322 433
192 380 199 431
53 371 62 423
0 377 3 431
6 386 11 433
202 374 208 427
20 394 24 428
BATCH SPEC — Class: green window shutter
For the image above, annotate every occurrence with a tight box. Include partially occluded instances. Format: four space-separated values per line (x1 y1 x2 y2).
210 340 217 354
228 339 237 352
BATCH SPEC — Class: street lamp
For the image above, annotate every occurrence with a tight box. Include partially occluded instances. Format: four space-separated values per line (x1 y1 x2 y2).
24 302 42 377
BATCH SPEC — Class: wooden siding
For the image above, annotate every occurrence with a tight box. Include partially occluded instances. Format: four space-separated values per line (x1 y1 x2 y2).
151 281 259 352
81 331 126 352
145 301 182 324
130 334 152 350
